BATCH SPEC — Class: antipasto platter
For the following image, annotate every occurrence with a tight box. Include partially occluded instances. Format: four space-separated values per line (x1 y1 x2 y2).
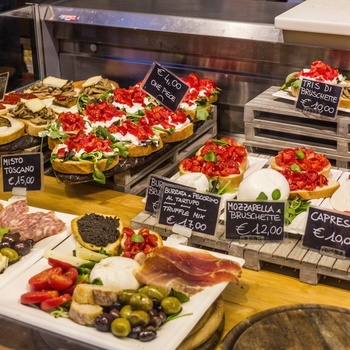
0 233 244 350
0 199 75 287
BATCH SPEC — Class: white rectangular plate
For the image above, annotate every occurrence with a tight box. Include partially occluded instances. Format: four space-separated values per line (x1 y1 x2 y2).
0 199 74 287
0 234 244 350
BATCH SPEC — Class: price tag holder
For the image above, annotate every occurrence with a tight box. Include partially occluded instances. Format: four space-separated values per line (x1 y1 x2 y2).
0 72 9 101
303 206 350 259
1 152 43 192
157 183 221 236
141 62 189 112
295 78 342 118
225 200 286 242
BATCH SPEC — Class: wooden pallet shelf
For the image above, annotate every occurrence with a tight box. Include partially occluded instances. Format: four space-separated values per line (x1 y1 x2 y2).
244 86 350 168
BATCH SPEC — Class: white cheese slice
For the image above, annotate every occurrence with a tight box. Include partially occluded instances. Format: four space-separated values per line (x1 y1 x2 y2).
25 98 46 113
82 75 103 87
43 76 68 88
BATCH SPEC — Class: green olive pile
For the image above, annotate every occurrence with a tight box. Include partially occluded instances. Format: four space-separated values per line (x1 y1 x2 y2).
94 285 184 342
0 232 34 265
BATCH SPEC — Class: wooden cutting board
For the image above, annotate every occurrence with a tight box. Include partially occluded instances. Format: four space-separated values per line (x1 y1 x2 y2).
219 304 350 350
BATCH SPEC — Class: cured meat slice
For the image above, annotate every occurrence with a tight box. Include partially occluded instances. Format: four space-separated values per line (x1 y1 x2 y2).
134 246 242 296
0 200 29 227
0 200 66 242
151 246 241 276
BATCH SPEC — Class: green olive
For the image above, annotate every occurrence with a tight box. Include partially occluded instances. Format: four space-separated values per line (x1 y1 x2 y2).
118 289 137 305
1 247 19 263
141 285 168 301
129 292 153 312
110 317 131 338
127 310 150 327
120 304 133 319
161 297 182 315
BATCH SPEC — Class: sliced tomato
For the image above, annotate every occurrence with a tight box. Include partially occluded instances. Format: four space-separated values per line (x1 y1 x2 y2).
21 290 59 305
40 293 71 311
48 257 73 270
28 267 62 290
47 267 78 291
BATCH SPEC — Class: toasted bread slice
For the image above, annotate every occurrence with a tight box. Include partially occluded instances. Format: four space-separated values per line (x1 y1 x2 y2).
0 116 25 145
289 178 340 200
72 284 120 306
69 300 103 326
159 122 194 143
127 137 163 157
71 213 123 255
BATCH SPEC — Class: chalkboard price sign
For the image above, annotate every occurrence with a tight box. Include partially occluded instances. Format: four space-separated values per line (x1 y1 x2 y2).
295 78 342 118
303 206 350 258
225 200 285 241
0 72 9 101
1 152 43 192
141 62 189 112
145 174 193 214
157 183 221 236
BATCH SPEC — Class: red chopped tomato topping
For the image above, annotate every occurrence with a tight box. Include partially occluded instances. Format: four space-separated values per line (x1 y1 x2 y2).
113 85 148 107
181 73 217 103
139 106 187 129
122 226 159 259
297 61 340 82
0 103 5 110
58 111 86 132
60 130 113 155
84 100 125 122
108 119 155 140
274 147 329 173
281 168 328 191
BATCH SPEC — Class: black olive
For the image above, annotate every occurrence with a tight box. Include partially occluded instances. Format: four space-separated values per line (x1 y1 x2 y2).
128 325 143 339
0 241 12 250
138 328 157 342
13 241 32 256
109 308 121 319
1 233 21 246
95 313 114 332
149 315 162 328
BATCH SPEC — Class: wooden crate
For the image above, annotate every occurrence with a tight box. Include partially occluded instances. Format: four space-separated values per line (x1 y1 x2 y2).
107 108 218 195
244 86 350 168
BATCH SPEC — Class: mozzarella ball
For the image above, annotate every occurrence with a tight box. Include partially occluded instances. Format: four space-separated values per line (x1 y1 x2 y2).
237 168 290 201
175 172 209 192
90 256 141 290
331 181 350 212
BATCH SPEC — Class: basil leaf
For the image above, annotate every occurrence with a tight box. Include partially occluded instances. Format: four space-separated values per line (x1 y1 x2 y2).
256 192 268 201
295 150 305 159
131 234 144 243
271 189 281 200
290 163 302 173
203 150 217 162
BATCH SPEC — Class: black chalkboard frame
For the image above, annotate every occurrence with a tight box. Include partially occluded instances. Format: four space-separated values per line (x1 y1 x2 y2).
1 152 44 192
302 206 350 259
225 200 287 242
0 72 9 101
156 182 221 237
140 62 189 112
295 78 343 118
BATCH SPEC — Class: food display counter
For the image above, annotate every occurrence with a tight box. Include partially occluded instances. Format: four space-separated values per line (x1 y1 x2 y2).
0 176 349 350
1 1 350 349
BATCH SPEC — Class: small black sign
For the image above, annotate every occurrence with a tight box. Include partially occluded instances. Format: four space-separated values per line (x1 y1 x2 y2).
303 206 350 258
225 200 285 241
145 175 194 214
0 72 9 101
295 78 342 118
1 153 43 192
141 62 189 112
157 183 221 236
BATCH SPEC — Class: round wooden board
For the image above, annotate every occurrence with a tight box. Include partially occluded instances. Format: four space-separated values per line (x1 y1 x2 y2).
219 304 350 350
177 297 225 350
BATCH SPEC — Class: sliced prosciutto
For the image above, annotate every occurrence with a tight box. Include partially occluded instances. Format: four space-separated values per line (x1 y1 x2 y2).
0 200 66 242
134 246 242 296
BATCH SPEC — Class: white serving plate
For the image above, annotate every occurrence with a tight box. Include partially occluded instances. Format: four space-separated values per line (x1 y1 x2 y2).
272 90 350 114
0 234 244 350
0 199 75 287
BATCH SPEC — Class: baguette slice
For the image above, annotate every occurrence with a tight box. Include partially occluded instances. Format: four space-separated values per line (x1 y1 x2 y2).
159 122 194 143
71 213 123 255
51 145 119 175
0 116 25 145
289 178 340 200
72 284 120 306
69 300 103 326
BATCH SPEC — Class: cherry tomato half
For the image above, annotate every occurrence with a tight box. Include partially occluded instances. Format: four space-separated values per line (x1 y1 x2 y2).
48 258 73 270
21 290 59 304
47 267 78 291
28 267 62 290
40 293 72 311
